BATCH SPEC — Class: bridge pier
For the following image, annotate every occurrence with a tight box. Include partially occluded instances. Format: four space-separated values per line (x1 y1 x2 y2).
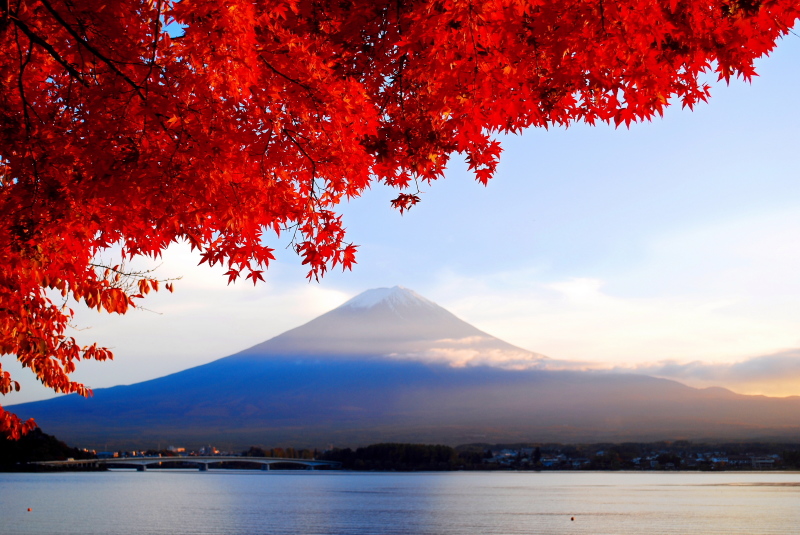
198 464 208 472
136 465 147 472
261 464 270 471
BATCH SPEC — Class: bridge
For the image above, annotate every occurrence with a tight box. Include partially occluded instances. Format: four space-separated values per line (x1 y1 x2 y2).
34 456 342 471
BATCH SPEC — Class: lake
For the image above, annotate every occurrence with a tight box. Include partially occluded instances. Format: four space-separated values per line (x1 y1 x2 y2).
1 471 799 534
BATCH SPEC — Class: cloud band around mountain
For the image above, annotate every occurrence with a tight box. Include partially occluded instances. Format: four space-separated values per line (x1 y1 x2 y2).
620 350 800 397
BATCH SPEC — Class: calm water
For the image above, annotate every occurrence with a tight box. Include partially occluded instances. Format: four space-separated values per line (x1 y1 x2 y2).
1 470 799 534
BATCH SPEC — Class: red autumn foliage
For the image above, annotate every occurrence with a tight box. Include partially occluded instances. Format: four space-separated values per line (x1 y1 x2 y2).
0 0 797 438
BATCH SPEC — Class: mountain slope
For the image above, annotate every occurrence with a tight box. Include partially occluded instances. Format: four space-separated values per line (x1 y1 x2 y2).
8 287 800 449
236 286 547 367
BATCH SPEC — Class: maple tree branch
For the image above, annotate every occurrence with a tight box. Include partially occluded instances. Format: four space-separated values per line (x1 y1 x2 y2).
15 36 33 130
14 32 46 203
259 56 315 98
599 0 607 36
142 0 164 92
88 261 180 296
38 0 146 99
467 6 482 88
282 128 319 181
10 16 89 86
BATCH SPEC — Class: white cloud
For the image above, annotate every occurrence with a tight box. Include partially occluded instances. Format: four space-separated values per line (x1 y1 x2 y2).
429 208 800 370
389 346 542 369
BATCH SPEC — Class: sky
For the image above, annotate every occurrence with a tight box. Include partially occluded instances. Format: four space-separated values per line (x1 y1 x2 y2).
5 34 800 405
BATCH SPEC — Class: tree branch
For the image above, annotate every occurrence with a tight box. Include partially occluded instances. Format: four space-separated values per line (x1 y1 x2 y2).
38 0 146 99
10 16 89 86
259 55 315 96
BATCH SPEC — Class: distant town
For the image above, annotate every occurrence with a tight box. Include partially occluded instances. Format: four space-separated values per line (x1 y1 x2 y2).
318 441 800 471
5 429 800 472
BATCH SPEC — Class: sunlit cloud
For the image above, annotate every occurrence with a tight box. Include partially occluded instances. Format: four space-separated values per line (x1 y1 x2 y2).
389 337 545 368
619 350 800 397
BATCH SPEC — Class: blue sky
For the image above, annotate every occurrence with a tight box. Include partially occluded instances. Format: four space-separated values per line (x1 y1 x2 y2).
6 34 800 404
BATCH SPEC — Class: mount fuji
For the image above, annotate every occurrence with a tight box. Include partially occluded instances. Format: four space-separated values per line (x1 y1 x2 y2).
236 286 547 367
9 286 800 449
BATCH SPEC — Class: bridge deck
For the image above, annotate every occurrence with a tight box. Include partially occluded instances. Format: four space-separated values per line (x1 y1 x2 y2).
34 456 342 471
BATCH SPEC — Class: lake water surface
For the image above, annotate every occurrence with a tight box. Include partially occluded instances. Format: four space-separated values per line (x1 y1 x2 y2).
1 471 799 534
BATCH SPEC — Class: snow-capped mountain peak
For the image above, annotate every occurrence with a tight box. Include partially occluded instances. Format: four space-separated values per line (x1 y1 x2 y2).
238 286 548 368
340 286 436 311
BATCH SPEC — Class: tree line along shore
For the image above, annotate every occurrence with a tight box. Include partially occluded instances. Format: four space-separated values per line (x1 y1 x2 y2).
4 429 800 472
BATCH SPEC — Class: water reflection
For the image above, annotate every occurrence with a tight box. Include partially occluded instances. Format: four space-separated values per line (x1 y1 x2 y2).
1 471 799 534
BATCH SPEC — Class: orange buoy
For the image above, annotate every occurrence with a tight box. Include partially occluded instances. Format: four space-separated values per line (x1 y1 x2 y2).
570 517 574 521
27 508 32 512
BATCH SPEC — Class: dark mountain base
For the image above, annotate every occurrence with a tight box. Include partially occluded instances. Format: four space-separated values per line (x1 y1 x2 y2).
10 357 800 450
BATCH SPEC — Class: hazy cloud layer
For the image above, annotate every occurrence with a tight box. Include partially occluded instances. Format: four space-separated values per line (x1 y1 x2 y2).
619 350 800 397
